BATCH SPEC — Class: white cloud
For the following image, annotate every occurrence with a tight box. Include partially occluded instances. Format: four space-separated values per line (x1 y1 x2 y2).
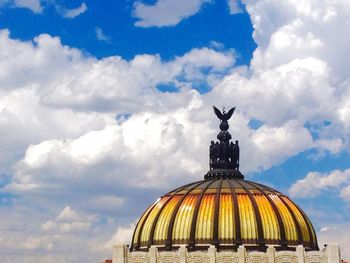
133 0 209 27
6 102 210 196
318 223 350 261
0 204 113 263
105 223 136 248
246 0 350 79
216 58 332 120
5 0 88 17
3 0 350 261
6 97 317 205
315 139 343 155
58 2 87 19
57 206 81 222
338 94 350 128
340 185 350 201
13 0 42 13
22 237 52 250
36 47 234 112
248 121 313 171
40 206 97 233
289 169 350 198
95 27 110 42
0 30 88 89
228 0 243 14
176 47 235 70
0 29 235 174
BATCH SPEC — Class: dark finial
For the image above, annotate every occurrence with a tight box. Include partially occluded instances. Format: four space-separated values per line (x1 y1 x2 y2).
205 106 243 180
213 106 235 122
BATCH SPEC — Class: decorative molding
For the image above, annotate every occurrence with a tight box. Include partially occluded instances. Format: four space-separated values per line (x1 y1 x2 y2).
113 244 340 263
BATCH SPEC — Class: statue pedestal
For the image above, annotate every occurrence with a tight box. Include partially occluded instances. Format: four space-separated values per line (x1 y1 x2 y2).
205 169 244 180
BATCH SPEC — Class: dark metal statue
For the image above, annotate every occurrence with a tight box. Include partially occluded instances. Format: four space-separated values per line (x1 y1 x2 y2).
213 106 235 132
206 106 242 179
213 106 235 122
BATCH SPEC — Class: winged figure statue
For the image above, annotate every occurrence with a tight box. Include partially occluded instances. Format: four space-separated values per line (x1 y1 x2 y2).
213 106 235 122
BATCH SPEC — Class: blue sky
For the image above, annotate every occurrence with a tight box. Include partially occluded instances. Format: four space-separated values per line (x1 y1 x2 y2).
0 0 255 63
1 0 350 262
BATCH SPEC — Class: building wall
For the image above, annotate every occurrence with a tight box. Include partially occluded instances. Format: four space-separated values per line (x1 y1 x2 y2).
113 244 340 263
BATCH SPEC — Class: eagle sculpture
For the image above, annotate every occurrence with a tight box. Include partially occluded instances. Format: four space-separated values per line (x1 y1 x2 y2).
213 106 235 122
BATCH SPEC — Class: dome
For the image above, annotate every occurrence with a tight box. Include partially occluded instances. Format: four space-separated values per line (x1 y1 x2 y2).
130 178 318 251
130 106 318 252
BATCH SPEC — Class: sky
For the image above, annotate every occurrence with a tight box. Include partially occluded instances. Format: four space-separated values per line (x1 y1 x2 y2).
0 0 350 262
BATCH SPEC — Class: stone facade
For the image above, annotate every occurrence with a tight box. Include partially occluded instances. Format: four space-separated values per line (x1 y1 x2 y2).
112 244 340 263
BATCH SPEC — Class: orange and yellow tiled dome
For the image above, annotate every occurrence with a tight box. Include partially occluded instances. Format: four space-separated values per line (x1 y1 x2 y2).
130 178 318 251
130 107 318 252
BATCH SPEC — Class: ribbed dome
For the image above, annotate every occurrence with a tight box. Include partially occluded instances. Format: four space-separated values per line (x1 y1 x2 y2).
130 178 318 251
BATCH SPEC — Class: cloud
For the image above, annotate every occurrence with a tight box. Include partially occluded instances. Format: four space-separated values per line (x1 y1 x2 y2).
95 27 110 42
0 29 235 175
314 139 343 155
58 2 87 19
228 0 243 15
340 185 350 201
105 223 136 248
133 0 209 27
248 121 313 171
213 57 334 126
22 237 51 250
6 99 315 206
35 47 235 112
0 0 42 13
246 0 350 80
57 206 81 222
0 30 88 89
318 223 350 261
3 0 88 17
41 206 97 233
2 0 350 261
6 103 210 195
0 204 113 262
289 169 350 198
13 0 42 13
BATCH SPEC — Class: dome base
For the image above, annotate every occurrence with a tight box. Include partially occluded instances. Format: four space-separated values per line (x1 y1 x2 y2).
117 244 338 263
204 169 244 180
